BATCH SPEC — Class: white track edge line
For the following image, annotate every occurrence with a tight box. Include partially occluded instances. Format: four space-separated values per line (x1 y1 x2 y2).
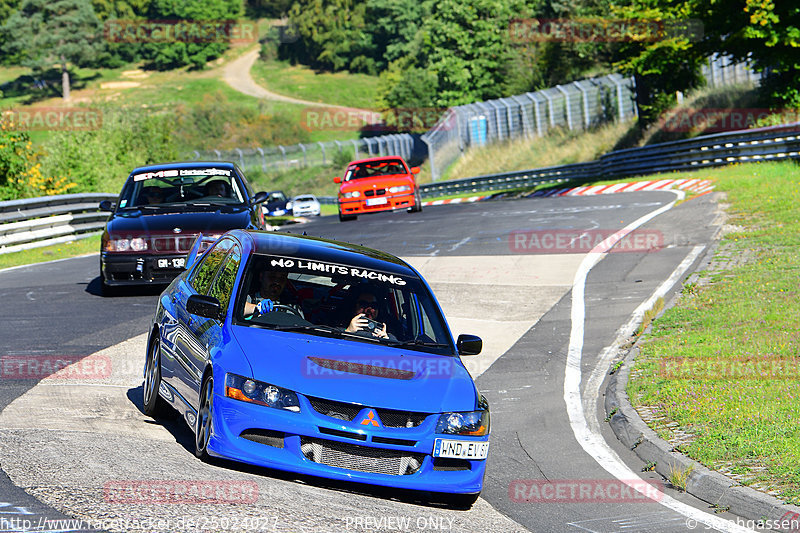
564 190 754 533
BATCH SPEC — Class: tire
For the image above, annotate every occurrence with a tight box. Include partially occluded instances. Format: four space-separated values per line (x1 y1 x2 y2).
409 189 423 213
142 335 169 418
195 373 214 460
339 212 357 222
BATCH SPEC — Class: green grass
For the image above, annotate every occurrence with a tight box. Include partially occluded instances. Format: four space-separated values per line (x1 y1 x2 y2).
0 234 100 270
444 120 634 181
626 161 800 504
247 165 341 199
250 59 379 110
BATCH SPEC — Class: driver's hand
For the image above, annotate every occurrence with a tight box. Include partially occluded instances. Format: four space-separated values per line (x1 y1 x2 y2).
255 298 275 316
346 313 367 333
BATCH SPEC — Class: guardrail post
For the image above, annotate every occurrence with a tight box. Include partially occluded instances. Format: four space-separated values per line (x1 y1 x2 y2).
611 77 626 121
422 135 438 181
255 148 267 172
213 149 221 159
512 95 532 138
351 139 360 160
318 142 327 165
542 91 557 129
573 81 591 129
192 151 201 160
528 93 545 136
234 148 245 169
298 144 307 167
278 145 287 168
555 85 573 130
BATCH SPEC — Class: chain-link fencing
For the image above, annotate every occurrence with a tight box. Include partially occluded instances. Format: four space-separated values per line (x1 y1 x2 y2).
420 74 637 181
190 133 416 173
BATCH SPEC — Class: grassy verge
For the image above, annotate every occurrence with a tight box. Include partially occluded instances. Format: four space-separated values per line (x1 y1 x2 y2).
444 119 634 181
250 59 379 111
0 234 100 271
626 161 800 504
247 165 341 199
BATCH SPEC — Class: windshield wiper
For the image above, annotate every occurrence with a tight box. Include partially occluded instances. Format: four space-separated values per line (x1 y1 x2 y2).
386 339 450 348
184 201 241 207
269 324 344 335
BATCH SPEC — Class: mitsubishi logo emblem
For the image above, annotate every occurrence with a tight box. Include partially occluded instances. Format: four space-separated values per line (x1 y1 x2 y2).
360 410 381 427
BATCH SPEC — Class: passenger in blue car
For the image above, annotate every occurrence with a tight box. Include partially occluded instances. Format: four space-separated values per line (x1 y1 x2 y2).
345 290 391 339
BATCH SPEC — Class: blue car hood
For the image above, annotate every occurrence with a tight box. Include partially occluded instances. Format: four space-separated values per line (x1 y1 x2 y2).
232 326 478 413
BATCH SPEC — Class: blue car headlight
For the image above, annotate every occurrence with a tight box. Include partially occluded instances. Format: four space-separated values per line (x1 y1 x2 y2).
225 373 300 412
435 410 490 436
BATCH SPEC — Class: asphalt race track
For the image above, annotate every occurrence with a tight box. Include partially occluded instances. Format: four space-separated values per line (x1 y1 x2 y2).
0 191 753 533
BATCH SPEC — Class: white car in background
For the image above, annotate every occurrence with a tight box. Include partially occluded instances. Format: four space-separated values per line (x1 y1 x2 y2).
289 194 322 217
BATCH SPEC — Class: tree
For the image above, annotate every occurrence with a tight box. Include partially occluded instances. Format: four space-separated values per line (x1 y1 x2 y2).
244 0 291 19
284 0 374 73
611 3 706 126
696 0 800 107
141 0 244 70
377 0 531 107
1 0 103 99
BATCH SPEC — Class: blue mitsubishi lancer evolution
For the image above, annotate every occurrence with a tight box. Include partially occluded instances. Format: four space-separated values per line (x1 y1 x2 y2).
143 229 490 505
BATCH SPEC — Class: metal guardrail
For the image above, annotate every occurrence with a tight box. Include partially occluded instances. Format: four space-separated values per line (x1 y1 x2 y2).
0 193 116 254
416 122 800 198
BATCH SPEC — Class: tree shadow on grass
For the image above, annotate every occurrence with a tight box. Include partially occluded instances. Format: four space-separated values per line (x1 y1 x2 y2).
1 68 101 105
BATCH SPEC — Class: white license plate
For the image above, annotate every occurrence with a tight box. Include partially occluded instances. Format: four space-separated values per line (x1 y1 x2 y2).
366 197 388 206
157 258 185 269
433 439 489 460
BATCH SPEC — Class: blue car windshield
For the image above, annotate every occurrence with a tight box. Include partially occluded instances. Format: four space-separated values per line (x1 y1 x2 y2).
234 254 455 355
117 167 246 208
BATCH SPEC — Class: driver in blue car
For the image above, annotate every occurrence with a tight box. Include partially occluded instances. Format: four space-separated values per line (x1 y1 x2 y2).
243 269 291 318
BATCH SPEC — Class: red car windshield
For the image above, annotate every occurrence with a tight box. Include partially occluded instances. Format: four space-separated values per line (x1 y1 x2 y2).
344 159 408 181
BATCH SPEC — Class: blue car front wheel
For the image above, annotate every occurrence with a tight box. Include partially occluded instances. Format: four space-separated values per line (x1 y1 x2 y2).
142 336 168 418
195 374 214 460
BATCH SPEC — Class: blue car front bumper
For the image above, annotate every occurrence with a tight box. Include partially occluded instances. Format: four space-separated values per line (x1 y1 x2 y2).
207 393 488 495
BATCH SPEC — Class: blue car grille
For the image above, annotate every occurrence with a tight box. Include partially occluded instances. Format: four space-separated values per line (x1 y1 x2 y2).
300 437 424 476
307 396 429 428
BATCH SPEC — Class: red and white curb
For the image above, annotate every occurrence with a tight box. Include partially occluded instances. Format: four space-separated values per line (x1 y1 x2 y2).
528 178 714 197
419 179 713 207
421 195 489 207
